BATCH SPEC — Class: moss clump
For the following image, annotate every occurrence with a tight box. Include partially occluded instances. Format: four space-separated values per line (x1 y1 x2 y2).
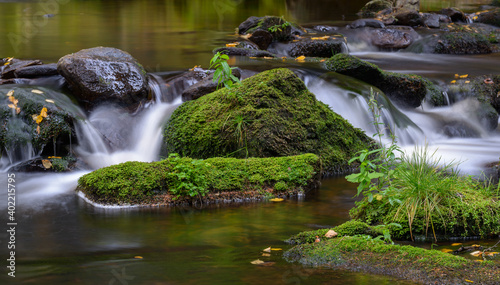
284 235 500 284
324 54 439 108
0 86 76 155
164 68 371 174
77 153 321 205
434 32 492 55
358 0 393 18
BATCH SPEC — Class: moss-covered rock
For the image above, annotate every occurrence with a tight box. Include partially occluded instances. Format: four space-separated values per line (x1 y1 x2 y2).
163 68 372 174
476 8 500 27
284 235 500 284
238 16 297 42
434 32 492 54
285 220 373 244
77 153 321 205
324 54 441 108
358 0 393 18
0 86 79 156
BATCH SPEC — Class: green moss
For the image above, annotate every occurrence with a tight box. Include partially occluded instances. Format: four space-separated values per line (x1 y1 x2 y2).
77 153 321 205
164 68 371 174
284 235 500 284
359 0 393 18
435 32 492 55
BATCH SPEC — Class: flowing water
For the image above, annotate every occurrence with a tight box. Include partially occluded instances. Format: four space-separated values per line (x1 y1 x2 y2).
1 0 500 284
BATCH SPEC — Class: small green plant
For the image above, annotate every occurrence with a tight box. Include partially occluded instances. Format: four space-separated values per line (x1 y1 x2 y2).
372 223 402 245
267 19 290 33
167 153 210 199
209 51 240 90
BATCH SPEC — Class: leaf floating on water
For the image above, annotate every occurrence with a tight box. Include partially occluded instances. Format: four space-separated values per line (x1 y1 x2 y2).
470 251 482 257
134 256 143 259
31 89 44 94
45 99 55 103
270 248 282 251
263 247 271 253
42 159 52 169
451 243 462 246
440 248 453 253
251 259 265 265
270 198 284 202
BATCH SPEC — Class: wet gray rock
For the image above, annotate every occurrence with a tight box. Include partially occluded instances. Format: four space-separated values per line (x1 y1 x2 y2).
393 8 424 26
288 38 346 58
312 25 338 32
371 28 413 49
14 63 58 78
57 47 148 108
422 13 448 28
348 19 385 29
440 8 467 22
1 59 43 79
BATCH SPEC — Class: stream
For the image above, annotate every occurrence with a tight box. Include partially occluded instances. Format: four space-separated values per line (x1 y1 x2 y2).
1 0 500 284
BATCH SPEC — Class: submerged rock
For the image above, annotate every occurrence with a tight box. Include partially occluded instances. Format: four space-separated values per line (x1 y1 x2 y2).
57 47 149 108
164 68 372 174
13 63 59 78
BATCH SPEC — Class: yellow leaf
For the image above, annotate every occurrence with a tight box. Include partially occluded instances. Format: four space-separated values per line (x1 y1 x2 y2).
311 36 330 40
189 65 201 71
454 74 459 78
225 42 239 47
263 56 274 60
320 59 326 62
42 159 52 169
36 125 40 134
249 57 258 59
440 248 453 253
45 99 55 103
472 244 481 248
251 259 265 265
31 89 44 94
459 74 468 78
262 253 271 257
7 90 14 97
263 247 271 253
325 230 338 238
134 256 143 259
485 252 499 256
8 104 16 110
270 198 284 202
465 80 470 84
451 243 462 246
32 114 39 121
40 107 48 118
8 96 18 105
374 194 383 201
270 248 282 251
470 250 482 257
465 279 474 283
451 80 456 84
35 115 43 124
48 156 62 159
295 55 306 62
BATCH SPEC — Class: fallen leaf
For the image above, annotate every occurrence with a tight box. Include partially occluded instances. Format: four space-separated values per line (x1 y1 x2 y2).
295 55 306 62
471 244 481 248
45 99 55 103
262 253 271 257
35 115 43 124
40 107 48 118
459 74 468 79
485 252 499 256
48 156 62 159
325 230 338 238
189 65 201 71
42 159 52 169
263 247 271 253
249 57 258 59
271 248 282 251
465 279 474 283
8 96 18 105
251 259 265 265
36 125 40 134
465 80 470 84
7 90 14 97
451 243 462 246
258 261 275 267
311 36 330 40
470 251 482 257
134 256 143 259
320 59 326 62
226 42 239 47
270 198 284 202
31 89 44 94
440 248 453 253
8 104 17 110
240 33 252 40
484 78 494 84
454 74 459 78
16 107 20 114
450 80 456 84
263 56 274 60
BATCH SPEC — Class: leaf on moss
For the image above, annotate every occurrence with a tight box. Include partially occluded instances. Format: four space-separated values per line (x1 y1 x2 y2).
31 89 44 94
42 159 52 169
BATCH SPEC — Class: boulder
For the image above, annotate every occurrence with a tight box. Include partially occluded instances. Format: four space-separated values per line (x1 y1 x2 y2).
1 59 43 79
164 68 372 174
324 54 438 108
476 8 500 27
371 28 413 49
57 47 148 108
440 7 467 22
14 63 59 78
422 13 449 28
248 30 274 50
181 68 242 101
348 19 385 29
395 0 420 11
288 38 346 57
238 16 297 43
358 0 393 18
392 8 424 26
433 32 492 54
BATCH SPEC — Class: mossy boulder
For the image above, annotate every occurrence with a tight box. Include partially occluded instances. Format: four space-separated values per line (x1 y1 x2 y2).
238 16 298 43
0 86 79 157
164 68 371 174
77 153 321 205
284 234 500 284
288 39 347 58
476 8 500 27
434 32 492 54
358 0 393 18
324 54 441 108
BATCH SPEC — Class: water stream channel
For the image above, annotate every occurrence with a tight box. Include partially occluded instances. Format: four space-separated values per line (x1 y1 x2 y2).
1 0 500 284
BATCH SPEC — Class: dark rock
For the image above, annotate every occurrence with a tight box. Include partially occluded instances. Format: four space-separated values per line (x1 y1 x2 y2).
395 0 420 11
288 38 346 58
348 19 385 29
213 47 277 58
237 16 296 42
358 0 393 18
440 8 467 22
249 30 274 50
14 63 58 78
324 54 435 108
371 28 413 49
422 13 444 28
312 25 338 32
476 8 500 27
238 16 261 34
393 8 424 26
182 68 242 101
1 59 43 79
57 47 148 108
434 32 492 54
